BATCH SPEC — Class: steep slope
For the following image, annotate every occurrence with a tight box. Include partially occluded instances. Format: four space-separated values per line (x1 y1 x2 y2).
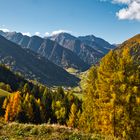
115 34 140 60
49 33 104 65
78 35 115 54
0 35 79 86
0 31 89 71
80 34 140 139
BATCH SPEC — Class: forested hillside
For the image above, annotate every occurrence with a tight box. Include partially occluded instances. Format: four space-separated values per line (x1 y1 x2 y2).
0 34 140 140
79 34 140 140
0 0 139 139
0 64 81 125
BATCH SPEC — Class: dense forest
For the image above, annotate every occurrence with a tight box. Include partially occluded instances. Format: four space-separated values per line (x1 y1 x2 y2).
79 36 140 139
0 35 140 140
0 65 82 126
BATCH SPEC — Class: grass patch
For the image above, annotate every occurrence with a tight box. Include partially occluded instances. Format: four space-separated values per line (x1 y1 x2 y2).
0 121 119 140
73 93 83 100
0 89 10 97
66 68 79 74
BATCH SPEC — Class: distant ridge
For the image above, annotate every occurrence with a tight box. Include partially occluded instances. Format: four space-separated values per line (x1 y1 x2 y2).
78 35 115 54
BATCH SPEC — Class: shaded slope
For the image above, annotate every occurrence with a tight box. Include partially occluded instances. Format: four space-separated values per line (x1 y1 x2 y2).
0 35 79 86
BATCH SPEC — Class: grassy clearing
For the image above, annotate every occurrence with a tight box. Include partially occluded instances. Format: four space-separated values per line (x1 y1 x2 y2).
73 93 83 100
0 89 10 97
65 68 79 75
0 120 118 140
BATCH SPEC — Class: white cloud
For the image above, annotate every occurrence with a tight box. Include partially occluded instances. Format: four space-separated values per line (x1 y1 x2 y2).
44 32 50 37
100 0 140 21
51 29 72 35
115 0 140 20
35 32 40 36
22 32 31 36
0 28 10 32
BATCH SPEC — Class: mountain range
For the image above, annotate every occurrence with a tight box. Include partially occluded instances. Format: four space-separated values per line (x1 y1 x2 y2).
78 35 115 54
49 33 115 65
0 31 115 71
0 35 79 86
0 30 117 87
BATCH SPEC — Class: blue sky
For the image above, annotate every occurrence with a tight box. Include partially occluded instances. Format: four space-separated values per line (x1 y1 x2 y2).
0 0 140 43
